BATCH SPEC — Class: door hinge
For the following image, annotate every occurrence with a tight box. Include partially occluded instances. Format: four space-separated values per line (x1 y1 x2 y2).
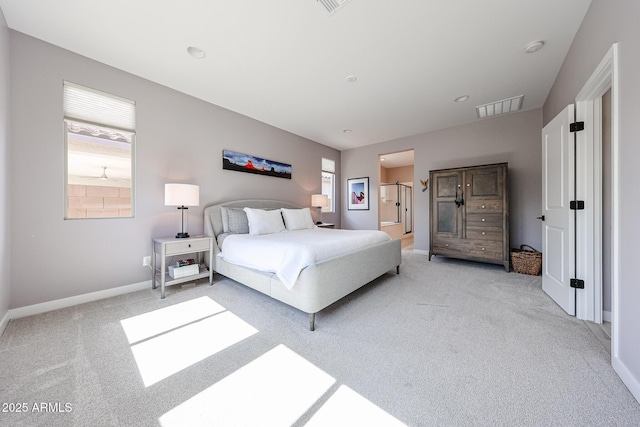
570 121 584 132
570 200 585 210
570 278 585 289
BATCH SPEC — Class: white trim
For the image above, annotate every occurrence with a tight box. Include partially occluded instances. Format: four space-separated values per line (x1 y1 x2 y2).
6 280 151 320
603 310 612 323
574 44 618 325
0 309 10 338
575 44 629 395
413 249 430 256
612 357 640 404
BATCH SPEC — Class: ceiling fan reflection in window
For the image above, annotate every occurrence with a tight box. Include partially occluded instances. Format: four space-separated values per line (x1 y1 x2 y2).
86 166 126 181
73 166 130 187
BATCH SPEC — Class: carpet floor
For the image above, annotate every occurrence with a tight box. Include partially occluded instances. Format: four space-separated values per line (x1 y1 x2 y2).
1 251 639 426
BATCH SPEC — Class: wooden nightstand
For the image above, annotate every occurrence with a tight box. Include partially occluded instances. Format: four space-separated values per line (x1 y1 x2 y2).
316 223 335 229
151 236 214 298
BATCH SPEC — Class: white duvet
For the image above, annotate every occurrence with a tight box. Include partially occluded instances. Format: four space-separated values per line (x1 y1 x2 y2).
219 228 391 289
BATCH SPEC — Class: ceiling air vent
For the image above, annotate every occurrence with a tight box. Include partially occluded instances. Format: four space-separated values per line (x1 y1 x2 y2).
317 0 352 15
476 95 524 119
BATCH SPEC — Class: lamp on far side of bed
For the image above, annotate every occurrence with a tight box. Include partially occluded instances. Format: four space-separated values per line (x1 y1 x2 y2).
165 183 200 238
311 194 329 225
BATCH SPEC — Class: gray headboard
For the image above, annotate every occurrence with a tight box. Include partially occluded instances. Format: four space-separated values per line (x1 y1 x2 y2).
203 199 300 241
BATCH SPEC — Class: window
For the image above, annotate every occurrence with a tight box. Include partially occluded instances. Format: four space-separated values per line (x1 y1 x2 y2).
321 158 335 213
63 82 136 219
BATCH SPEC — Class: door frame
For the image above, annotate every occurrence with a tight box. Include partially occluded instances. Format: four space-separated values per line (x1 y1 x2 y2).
574 45 618 333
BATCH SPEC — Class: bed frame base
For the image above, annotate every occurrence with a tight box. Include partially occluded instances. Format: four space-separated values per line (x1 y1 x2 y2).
309 313 315 331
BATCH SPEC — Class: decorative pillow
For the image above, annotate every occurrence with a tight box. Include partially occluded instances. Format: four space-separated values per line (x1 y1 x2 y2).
220 207 249 234
243 207 286 236
281 208 315 231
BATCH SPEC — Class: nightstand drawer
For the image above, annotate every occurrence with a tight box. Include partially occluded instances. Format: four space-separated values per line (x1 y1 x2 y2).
165 239 211 255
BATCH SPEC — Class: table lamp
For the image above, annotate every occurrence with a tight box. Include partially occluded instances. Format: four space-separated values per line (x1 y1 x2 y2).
311 194 329 224
165 183 199 238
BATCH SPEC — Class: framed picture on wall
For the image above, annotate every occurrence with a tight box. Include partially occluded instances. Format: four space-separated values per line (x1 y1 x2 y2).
347 177 369 210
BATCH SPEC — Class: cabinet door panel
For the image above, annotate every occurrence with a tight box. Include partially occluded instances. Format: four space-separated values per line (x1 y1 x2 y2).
431 171 462 239
465 166 504 199
437 201 458 233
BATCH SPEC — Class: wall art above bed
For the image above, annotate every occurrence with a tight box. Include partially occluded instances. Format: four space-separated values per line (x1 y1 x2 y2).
222 150 292 179
347 177 370 210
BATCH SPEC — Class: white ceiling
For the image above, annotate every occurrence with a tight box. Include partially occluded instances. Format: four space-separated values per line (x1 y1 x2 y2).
0 0 592 151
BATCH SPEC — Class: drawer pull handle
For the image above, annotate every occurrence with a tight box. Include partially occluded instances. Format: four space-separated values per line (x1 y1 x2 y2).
482 205 485 209
188 244 191 248
482 232 486 235
445 244 449 247
482 218 486 222
481 247 485 251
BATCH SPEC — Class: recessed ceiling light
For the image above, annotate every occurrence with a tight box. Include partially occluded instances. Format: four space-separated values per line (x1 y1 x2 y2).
524 40 545 54
187 46 206 59
346 75 357 83
343 129 353 133
454 95 470 103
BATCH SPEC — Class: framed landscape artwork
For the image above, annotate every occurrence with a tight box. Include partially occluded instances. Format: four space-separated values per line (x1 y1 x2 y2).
347 177 369 210
222 150 292 179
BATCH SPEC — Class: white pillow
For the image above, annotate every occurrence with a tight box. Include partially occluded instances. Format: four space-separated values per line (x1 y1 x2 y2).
281 208 315 231
243 208 285 236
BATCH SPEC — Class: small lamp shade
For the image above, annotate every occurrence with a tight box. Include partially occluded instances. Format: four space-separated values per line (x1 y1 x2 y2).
165 183 200 207
311 194 329 208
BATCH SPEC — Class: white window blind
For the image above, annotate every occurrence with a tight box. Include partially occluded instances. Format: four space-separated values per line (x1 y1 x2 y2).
322 158 335 173
63 81 136 132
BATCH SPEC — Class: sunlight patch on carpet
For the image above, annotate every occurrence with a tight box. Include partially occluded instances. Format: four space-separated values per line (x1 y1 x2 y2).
130 309 257 387
159 344 335 426
305 385 406 426
120 296 226 344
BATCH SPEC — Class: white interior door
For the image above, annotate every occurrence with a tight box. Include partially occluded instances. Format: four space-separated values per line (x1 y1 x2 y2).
541 105 575 315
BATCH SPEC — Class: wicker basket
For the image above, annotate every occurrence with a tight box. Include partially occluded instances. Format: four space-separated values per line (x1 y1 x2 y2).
510 245 542 275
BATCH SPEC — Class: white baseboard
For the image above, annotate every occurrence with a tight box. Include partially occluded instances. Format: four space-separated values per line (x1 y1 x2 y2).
603 310 612 322
613 356 640 405
7 280 151 321
0 309 10 338
412 249 430 256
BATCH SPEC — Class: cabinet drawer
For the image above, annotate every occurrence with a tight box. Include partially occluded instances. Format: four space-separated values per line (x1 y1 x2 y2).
466 240 503 259
466 199 503 214
466 227 502 241
466 213 502 228
165 238 211 255
432 240 462 255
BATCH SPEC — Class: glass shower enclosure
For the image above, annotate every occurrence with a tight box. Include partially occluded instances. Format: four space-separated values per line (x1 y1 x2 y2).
380 183 412 234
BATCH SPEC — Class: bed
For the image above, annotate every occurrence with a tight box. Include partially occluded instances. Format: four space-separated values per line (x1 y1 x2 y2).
204 200 402 330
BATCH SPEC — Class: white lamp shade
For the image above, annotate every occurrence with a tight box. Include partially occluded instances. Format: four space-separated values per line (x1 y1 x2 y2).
165 183 200 207
311 194 329 208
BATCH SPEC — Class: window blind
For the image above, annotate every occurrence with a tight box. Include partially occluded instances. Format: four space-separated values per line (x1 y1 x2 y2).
63 81 135 132
322 158 335 173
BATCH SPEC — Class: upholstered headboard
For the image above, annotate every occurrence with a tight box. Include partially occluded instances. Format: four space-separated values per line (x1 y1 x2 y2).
203 199 300 241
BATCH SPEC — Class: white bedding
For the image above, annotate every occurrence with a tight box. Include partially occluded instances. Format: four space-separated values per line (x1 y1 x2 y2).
219 228 391 289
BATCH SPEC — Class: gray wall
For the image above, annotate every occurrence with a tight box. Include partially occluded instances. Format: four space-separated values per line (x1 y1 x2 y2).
543 0 640 398
0 10 10 321
9 31 340 308
342 108 543 254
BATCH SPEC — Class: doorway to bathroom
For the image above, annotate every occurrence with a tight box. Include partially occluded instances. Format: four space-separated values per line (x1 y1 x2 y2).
378 149 414 249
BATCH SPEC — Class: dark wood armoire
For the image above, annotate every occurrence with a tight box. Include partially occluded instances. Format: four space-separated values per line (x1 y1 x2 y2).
429 163 509 271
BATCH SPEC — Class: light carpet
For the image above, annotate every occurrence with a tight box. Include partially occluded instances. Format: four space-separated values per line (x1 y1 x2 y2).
1 251 639 426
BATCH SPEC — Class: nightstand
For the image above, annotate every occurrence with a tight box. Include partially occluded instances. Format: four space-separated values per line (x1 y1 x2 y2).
151 236 214 298
316 223 335 229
